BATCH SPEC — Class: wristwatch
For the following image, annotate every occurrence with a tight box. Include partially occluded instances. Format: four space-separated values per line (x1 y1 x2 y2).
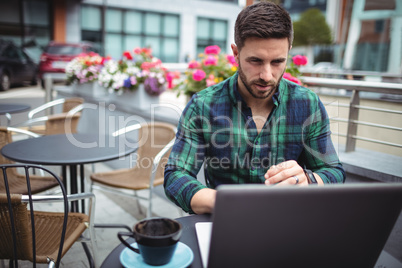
304 169 317 184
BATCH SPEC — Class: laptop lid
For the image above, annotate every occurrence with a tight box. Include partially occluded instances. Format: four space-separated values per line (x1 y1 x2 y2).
206 183 402 268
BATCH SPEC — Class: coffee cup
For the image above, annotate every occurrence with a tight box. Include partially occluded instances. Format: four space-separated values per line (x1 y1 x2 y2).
118 217 182 266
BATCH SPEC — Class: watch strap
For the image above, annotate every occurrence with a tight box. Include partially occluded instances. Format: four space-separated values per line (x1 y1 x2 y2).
304 169 317 184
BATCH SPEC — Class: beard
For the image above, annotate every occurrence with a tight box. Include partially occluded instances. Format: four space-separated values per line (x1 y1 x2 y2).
237 61 284 100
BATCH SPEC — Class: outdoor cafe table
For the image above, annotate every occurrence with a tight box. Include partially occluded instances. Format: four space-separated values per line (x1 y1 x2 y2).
1 132 137 212
100 214 211 268
0 103 30 125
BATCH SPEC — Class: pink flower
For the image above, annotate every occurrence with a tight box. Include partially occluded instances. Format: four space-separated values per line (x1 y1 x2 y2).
206 74 216 87
166 72 180 89
188 60 200 69
204 45 221 55
204 55 218 66
292 55 308 66
226 55 238 66
283 72 302 85
192 69 206 81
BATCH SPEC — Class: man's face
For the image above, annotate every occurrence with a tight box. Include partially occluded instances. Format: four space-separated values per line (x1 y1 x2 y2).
232 37 289 100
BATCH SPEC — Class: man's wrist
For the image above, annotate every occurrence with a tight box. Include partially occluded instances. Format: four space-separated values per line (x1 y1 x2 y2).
304 169 317 184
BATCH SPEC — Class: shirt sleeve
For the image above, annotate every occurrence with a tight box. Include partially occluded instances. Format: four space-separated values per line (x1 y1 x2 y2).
300 96 346 183
164 95 208 213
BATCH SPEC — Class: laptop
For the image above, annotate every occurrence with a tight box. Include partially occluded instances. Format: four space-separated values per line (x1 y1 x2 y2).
195 183 402 268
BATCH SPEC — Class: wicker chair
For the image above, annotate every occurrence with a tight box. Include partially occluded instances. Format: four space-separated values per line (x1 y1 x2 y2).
0 127 61 194
90 122 176 218
16 97 84 135
0 164 98 268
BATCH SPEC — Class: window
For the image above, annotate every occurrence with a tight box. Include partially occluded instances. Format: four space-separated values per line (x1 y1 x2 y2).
81 6 103 53
82 5 180 62
197 18 228 55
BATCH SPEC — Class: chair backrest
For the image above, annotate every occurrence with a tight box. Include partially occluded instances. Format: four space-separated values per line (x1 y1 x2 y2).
0 127 14 166
45 112 81 135
61 97 84 113
0 164 67 267
136 122 176 181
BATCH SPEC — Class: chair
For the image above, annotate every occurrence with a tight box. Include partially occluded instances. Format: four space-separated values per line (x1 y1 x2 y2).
89 122 176 218
17 97 84 135
0 127 61 194
0 164 98 268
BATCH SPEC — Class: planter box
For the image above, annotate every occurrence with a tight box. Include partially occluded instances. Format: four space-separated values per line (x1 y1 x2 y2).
110 84 160 111
72 82 107 97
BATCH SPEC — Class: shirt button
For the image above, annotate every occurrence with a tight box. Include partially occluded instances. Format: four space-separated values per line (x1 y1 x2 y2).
255 141 259 145
251 166 255 171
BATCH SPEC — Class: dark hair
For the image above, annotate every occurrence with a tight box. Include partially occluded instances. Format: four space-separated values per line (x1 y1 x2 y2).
234 2 293 50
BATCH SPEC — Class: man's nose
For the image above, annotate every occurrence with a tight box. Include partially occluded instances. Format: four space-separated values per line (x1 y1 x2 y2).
259 64 273 82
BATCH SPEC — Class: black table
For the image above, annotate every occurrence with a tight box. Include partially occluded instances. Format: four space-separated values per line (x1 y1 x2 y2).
100 214 211 268
1 133 137 212
0 103 30 125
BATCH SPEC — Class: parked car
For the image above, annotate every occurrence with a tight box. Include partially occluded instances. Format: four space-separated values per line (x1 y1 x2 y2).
0 40 38 91
38 41 98 87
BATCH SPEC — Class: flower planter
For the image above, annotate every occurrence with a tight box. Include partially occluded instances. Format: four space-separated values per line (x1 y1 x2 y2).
110 84 160 111
72 82 107 97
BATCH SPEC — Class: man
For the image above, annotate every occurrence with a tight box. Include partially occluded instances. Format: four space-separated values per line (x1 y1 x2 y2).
164 2 345 214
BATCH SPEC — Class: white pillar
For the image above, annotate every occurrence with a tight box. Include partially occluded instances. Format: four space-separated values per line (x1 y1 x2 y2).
387 2 402 73
343 0 365 69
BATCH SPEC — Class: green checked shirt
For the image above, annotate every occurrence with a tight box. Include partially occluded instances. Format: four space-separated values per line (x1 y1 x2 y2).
164 73 345 213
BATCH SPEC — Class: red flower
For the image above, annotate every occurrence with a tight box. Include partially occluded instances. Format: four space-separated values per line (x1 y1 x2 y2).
283 72 302 85
292 55 308 66
123 51 133 60
204 45 221 55
192 69 206 81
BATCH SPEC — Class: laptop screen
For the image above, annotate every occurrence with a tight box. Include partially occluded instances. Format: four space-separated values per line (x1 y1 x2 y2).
202 183 402 268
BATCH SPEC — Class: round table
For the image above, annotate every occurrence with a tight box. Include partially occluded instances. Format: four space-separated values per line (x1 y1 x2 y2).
0 103 30 125
100 214 212 268
1 133 137 212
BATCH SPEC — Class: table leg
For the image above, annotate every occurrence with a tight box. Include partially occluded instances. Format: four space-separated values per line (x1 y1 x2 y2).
70 164 78 212
62 166 67 194
80 164 85 213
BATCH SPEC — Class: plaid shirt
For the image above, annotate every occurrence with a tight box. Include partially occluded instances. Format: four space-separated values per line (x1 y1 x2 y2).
164 73 345 213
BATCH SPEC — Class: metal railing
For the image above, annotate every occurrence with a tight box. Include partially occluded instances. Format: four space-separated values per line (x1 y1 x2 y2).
301 76 402 153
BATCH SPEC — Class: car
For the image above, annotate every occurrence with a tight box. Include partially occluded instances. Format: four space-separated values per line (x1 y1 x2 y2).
38 41 98 87
0 40 38 91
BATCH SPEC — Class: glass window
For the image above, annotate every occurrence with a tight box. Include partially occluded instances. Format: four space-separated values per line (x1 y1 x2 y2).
197 18 228 54
83 6 179 62
105 33 123 59
145 13 161 35
106 9 122 32
0 2 20 23
125 11 142 34
23 1 49 26
212 20 227 41
163 38 179 62
81 6 101 31
144 36 160 57
164 15 179 37
197 18 210 39
124 35 142 51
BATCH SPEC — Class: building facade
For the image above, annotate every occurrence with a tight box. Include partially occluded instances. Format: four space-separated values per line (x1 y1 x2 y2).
0 0 400 73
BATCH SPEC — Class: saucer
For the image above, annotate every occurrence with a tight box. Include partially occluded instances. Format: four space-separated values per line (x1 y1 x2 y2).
119 242 194 268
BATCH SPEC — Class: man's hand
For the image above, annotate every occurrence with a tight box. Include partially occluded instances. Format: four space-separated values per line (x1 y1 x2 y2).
264 160 309 186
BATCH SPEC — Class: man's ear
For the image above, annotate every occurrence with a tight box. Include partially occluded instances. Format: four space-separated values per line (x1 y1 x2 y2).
231 44 239 63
